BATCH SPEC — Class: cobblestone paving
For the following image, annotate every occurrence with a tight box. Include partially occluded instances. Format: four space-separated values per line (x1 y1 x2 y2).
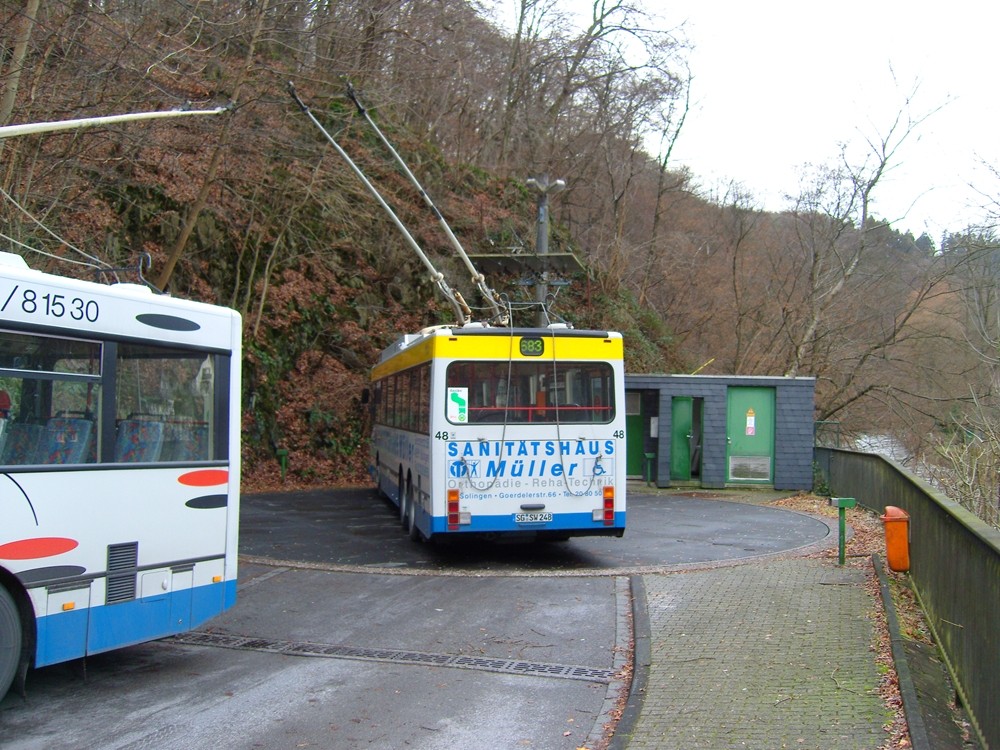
626 559 888 750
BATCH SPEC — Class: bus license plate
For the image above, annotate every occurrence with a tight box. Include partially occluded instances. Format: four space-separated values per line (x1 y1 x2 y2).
514 512 552 524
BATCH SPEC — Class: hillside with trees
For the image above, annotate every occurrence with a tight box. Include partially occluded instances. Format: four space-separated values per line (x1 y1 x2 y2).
1 1 997 526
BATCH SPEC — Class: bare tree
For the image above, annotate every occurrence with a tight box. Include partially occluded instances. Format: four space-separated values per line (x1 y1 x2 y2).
637 63 691 308
0 0 41 133
155 0 269 291
917 234 1000 526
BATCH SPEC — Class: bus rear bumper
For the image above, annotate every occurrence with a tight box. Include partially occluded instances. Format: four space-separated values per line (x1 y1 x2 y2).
426 511 625 541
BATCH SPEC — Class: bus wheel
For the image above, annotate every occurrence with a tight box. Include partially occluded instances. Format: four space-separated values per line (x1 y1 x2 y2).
398 469 406 527
407 492 421 542
375 455 385 497
0 586 22 700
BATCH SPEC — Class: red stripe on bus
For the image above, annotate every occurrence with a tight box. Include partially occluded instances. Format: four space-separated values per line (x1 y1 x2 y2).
178 469 229 487
0 537 79 560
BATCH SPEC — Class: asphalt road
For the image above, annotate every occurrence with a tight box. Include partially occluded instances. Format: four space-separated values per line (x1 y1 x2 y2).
1 487 833 750
238 487 832 572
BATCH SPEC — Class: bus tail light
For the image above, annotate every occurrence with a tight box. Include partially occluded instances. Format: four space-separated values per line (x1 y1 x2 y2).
602 486 615 526
448 489 460 531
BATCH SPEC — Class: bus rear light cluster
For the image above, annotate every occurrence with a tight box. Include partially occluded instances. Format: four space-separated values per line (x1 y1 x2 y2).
448 489 460 531
602 486 615 526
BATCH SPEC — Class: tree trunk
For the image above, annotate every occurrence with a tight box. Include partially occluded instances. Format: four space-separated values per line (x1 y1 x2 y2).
154 0 269 291
0 0 42 165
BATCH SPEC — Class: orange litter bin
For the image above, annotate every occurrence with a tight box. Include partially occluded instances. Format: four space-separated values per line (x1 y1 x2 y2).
880 506 910 572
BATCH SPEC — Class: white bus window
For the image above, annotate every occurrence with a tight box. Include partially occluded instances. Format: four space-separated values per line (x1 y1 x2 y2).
115 345 215 462
0 331 102 465
383 375 396 427
372 364 431 435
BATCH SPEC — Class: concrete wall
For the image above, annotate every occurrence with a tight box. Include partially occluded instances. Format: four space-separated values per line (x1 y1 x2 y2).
625 375 815 491
816 447 1000 750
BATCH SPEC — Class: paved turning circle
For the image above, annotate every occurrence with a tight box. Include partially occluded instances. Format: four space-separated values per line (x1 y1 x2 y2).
239 488 834 573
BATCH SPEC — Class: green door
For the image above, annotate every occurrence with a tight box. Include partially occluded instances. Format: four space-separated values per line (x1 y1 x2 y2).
726 387 774 484
625 392 644 477
670 397 693 481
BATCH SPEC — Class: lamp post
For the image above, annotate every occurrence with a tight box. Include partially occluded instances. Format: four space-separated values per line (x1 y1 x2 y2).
525 174 565 327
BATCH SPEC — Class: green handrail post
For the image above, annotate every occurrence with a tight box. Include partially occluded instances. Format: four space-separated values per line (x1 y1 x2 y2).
830 497 856 564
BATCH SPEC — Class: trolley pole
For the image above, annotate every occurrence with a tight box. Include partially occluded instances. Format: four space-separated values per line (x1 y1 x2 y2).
526 174 565 327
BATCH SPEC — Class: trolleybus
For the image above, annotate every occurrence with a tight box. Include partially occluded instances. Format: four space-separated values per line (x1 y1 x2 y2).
290 84 626 543
0 251 242 699
370 323 625 541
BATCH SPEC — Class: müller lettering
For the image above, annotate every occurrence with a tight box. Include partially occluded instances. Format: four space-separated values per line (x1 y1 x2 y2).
449 455 613 481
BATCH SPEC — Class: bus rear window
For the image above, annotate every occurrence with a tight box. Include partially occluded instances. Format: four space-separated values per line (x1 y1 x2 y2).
445 361 615 424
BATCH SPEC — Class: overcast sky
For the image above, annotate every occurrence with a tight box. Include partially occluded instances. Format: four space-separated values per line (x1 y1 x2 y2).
492 1 1000 242
658 1 1000 241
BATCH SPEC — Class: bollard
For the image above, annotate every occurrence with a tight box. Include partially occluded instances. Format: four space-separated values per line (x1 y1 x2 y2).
880 506 910 572
277 448 289 482
830 497 856 565
644 453 655 487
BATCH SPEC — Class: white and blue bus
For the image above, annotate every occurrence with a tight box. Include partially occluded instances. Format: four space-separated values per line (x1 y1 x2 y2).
370 323 625 541
0 252 241 699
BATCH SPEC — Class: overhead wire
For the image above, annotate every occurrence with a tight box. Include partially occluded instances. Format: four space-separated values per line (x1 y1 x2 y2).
346 81 508 326
0 184 117 277
288 82 472 325
459 315 517 493
0 230 109 271
547 325 599 498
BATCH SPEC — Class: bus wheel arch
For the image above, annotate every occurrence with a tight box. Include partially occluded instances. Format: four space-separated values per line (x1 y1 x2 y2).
397 466 406 526
0 573 34 700
401 470 414 532
375 452 385 497
406 477 422 542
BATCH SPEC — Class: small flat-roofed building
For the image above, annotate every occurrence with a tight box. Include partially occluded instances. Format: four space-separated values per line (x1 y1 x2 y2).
624 374 815 491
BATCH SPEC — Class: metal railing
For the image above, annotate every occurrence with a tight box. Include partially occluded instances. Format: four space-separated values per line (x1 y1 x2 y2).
815 447 1000 750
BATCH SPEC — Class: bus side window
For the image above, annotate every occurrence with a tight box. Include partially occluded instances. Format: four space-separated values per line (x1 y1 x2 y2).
0 422 42 465
114 419 165 463
116 346 217 462
0 372 100 466
0 379 32 464
39 417 94 464
161 421 208 462
0 389 9 458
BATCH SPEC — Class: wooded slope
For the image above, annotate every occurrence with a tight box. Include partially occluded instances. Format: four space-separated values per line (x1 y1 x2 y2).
2 1 990 492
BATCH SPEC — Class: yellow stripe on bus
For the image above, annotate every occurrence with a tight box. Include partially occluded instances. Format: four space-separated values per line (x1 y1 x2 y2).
372 332 623 380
